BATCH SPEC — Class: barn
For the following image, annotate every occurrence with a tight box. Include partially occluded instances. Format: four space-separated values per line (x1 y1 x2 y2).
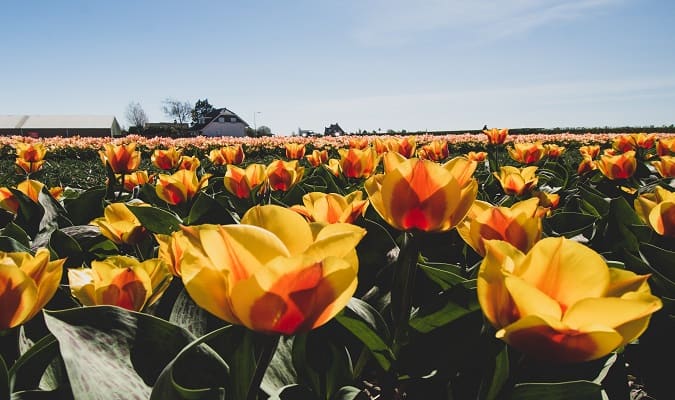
0 115 122 137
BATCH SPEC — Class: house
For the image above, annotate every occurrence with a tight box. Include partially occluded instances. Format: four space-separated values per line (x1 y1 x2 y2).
0 115 122 137
190 108 249 137
324 123 345 137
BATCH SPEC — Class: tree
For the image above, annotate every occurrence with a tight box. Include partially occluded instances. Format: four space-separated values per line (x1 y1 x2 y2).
125 102 148 129
256 126 272 137
191 98 216 124
161 98 193 125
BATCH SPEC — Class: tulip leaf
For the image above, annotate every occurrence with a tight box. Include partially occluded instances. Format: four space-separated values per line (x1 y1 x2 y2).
409 292 481 333
334 313 394 372
482 345 509 400
9 388 73 399
1 355 8 400
579 186 610 217
345 298 391 341
261 337 298 395
185 193 237 226
509 380 603 400
0 222 31 248
8 188 44 240
331 386 362 400
267 384 317 400
419 262 472 291
639 243 675 287
48 229 83 268
543 212 597 238
292 332 353 400
8 333 60 393
127 205 182 235
169 289 208 339
0 236 31 253
62 187 106 226
43 306 198 400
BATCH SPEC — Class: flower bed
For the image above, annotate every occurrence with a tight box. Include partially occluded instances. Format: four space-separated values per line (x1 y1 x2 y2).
0 130 673 399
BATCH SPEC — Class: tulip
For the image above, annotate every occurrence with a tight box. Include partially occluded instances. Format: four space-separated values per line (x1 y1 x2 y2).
14 142 47 162
348 137 369 149
457 198 543 257
652 155 675 178
466 151 487 162
373 138 392 155
285 143 306 160
508 142 546 164
579 145 601 159
290 191 369 224
179 204 366 334
0 248 65 330
177 155 201 172
478 237 662 363
493 166 539 196
395 136 417 158
155 229 194 277
338 147 380 179
305 149 329 167
533 191 560 210
612 134 636 153
483 128 508 145
418 140 449 162
656 137 675 156
631 133 657 150
324 159 341 177
596 150 637 180
16 179 45 202
265 159 304 191
0 187 19 213
90 202 149 245
223 163 266 199
15 158 45 174
634 186 675 237
365 157 477 232
209 145 245 166
49 186 64 200
99 143 141 174
156 169 211 205
151 147 183 170
544 144 566 159
68 256 172 311
122 170 152 191
577 155 597 175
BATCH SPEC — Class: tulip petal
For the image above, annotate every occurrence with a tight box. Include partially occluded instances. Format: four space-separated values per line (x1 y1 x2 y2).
17 248 64 316
241 205 314 255
0 265 38 329
605 268 651 297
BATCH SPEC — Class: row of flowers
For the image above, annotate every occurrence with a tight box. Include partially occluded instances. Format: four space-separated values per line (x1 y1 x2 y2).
0 129 673 399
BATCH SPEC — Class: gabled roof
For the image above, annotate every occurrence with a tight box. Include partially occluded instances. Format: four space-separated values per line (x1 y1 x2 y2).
191 108 249 130
0 115 118 129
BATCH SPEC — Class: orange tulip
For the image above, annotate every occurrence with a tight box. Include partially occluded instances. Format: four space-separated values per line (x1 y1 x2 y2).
151 147 183 170
14 142 47 162
365 157 477 232
179 205 366 334
656 137 675 156
285 143 306 160
612 134 636 153
177 155 201 171
652 155 675 178
155 229 195 277
90 202 149 245
266 160 304 191
16 179 45 202
99 143 141 174
483 128 508 145
349 137 369 149
457 198 543 257
544 144 566 159
634 186 675 237
596 150 637 180
394 136 417 158
324 159 341 177
418 140 449 162
466 151 487 162
156 169 210 205
373 138 392 155
122 170 152 191
0 187 19 213
577 155 597 175
290 191 369 224
478 237 662 363
68 256 172 311
15 158 45 174
493 166 539 196
533 191 560 210
223 163 266 199
338 147 380 179
632 133 657 150
305 149 329 167
0 248 65 329
209 144 245 166
48 186 64 200
508 142 546 164
579 145 601 159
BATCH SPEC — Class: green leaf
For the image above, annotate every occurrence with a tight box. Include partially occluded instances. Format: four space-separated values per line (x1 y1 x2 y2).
419 262 472 291
48 229 83 268
10 388 73 400
334 313 394 372
168 289 208 339
409 294 481 333
0 236 31 253
63 187 106 226
8 334 59 393
8 188 44 239
292 333 353 400
484 345 509 400
0 223 31 249
267 384 317 400
509 380 603 400
579 186 610 217
127 205 182 235
261 337 297 395
1 354 9 400
331 386 362 400
344 298 390 341
185 193 237 226
544 212 598 238
43 306 198 400
640 243 675 288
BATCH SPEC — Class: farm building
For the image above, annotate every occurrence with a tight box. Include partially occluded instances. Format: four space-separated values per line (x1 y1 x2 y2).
190 108 249 137
0 115 122 137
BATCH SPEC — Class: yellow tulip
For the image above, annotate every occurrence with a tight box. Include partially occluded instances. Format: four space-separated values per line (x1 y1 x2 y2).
544 143 566 159
417 140 448 162
483 128 508 145
579 145 601 159
209 145 245 166
177 155 201 171
122 170 153 191
16 179 45 202
285 143 306 160
290 191 369 224
508 142 546 164
156 169 210 205
457 198 542 257
338 147 380 179
265 160 304 191
179 204 366 334
15 158 45 174
493 166 539 196
596 150 637 180
99 143 141 174
348 137 369 149
656 137 675 156
0 248 65 330
14 142 47 162
651 155 675 178
305 149 329 167
466 151 487 162
0 187 19 213
478 237 662 363
151 147 183 170
90 202 148 245
223 163 266 199
634 186 675 237
612 134 636 153
365 157 477 232
577 155 597 175
68 256 172 311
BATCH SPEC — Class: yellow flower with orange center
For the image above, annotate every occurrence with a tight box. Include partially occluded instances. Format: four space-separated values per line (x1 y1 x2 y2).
577 155 597 175
579 145 601 159
631 133 657 150
348 137 369 149
338 147 380 179
179 205 366 334
652 155 675 178
99 143 141 174
178 155 201 171
14 142 47 162
544 143 566 159
365 157 478 232
90 202 149 245
478 237 662 363
596 150 637 180
285 143 306 160
483 128 509 145
16 179 45 202
457 198 543 257
305 149 329 167
290 191 369 224
156 169 211 205
324 159 341 177
0 187 19 213
151 147 183 170
209 144 245 165
68 256 172 312
265 160 304 191
656 137 675 156
508 142 546 164
122 170 152 191
418 140 448 161
493 166 539 196
634 186 675 237
223 163 266 199
15 158 45 174
612 134 636 153
466 151 487 162
394 136 417 158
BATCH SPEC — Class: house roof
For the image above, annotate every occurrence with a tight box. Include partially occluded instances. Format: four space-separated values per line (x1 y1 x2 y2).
0 115 118 129
191 108 249 131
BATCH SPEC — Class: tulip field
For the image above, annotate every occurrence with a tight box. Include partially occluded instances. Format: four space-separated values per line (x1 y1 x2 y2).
0 130 673 400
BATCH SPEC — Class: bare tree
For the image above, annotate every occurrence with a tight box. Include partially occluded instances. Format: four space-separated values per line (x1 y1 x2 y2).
161 98 193 125
125 101 148 128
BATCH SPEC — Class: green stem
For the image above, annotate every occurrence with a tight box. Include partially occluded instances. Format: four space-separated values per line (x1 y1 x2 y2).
391 231 420 356
246 334 280 400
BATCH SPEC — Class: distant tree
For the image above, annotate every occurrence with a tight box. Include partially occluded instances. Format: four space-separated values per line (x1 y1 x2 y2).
191 98 216 124
125 101 148 129
256 125 272 137
161 98 193 125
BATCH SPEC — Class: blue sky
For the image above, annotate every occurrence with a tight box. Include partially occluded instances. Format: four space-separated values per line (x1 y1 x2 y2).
1 0 674 135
